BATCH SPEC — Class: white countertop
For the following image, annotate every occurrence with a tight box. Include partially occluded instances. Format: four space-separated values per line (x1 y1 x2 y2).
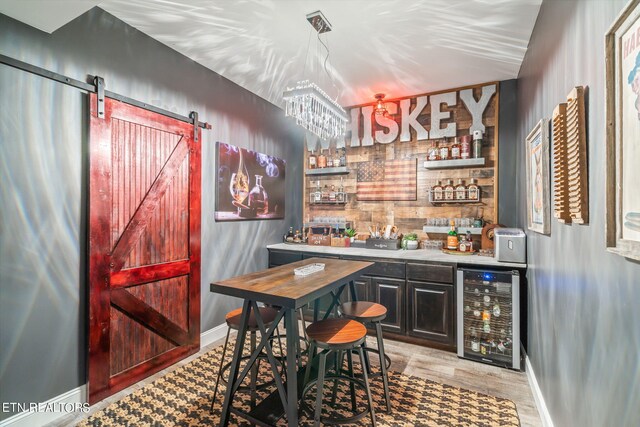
267 243 527 268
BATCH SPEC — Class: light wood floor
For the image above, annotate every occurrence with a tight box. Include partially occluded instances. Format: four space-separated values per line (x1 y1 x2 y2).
49 331 542 426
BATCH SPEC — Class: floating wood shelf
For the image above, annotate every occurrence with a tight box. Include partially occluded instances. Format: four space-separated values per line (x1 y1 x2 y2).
422 226 482 235
305 166 350 176
423 158 486 170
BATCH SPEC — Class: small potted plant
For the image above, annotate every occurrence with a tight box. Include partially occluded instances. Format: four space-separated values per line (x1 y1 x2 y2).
402 233 419 250
344 228 358 243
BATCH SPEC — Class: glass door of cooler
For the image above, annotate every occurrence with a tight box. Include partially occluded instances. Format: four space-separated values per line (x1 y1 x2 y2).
456 269 520 370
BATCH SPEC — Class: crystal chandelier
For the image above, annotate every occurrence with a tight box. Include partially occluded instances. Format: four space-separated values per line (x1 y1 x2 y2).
283 11 348 141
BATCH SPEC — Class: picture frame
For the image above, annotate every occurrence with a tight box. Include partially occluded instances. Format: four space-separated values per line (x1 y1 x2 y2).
215 142 286 221
605 0 640 260
525 119 551 235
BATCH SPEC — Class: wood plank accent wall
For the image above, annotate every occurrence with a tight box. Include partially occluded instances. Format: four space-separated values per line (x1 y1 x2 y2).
303 82 500 239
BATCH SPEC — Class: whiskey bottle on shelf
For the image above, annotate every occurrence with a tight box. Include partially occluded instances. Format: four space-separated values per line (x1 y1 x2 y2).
444 179 455 201
313 180 322 203
318 149 327 168
467 178 480 201
333 149 341 167
451 137 461 159
455 179 466 200
447 220 458 250
340 147 347 166
473 130 483 158
427 141 438 161
329 185 336 201
326 148 334 168
439 140 450 160
322 184 329 201
432 180 444 201
337 177 345 202
466 231 473 252
308 150 317 169
460 135 471 159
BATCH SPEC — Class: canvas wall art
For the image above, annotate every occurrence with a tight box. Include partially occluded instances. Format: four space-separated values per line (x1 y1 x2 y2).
526 119 551 235
215 142 286 221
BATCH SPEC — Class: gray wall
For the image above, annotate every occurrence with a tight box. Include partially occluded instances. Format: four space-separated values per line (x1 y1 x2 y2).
516 1 640 426
0 8 303 418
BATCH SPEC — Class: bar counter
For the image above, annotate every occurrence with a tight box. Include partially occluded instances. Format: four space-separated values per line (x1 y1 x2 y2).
267 243 527 268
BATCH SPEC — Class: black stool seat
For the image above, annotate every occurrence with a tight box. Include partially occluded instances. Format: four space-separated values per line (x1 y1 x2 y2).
340 301 387 323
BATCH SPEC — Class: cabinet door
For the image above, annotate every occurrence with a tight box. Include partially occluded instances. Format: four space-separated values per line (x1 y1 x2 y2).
407 280 455 346
268 250 303 268
371 277 405 334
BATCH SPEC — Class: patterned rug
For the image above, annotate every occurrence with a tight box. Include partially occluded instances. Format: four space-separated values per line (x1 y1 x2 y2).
78 340 520 426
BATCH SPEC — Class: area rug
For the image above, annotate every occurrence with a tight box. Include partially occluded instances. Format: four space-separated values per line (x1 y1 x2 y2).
78 340 520 426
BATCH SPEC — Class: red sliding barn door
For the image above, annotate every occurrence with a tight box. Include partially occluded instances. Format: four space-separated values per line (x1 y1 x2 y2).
88 94 201 404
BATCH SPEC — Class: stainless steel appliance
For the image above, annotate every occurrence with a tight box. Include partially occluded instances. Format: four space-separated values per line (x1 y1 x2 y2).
494 228 526 263
457 268 520 370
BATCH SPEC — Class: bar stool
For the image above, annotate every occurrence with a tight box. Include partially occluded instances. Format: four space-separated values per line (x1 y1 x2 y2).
339 301 391 412
302 318 376 426
210 305 283 412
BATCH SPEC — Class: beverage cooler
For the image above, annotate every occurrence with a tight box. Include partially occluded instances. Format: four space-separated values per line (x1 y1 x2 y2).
457 268 520 370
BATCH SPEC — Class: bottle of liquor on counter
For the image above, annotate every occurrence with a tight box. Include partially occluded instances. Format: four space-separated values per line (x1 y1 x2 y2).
458 234 469 252
308 150 317 169
467 178 480 201
455 179 466 200
444 179 455 201
447 220 458 250
451 137 461 159
318 149 327 168
329 184 336 201
314 180 322 203
472 130 483 159
439 140 450 160
427 141 438 161
460 135 471 159
466 231 473 252
286 226 294 242
326 148 334 168
432 180 444 201
337 177 345 202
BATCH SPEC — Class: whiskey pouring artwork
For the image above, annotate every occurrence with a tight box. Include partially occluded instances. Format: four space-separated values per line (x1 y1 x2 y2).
215 142 285 221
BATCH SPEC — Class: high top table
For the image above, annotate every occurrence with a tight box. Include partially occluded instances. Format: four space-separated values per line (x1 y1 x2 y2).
210 257 373 427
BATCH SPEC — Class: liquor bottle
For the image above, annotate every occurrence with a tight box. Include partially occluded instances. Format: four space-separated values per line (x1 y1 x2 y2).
329 184 336 201
427 141 438 161
460 135 471 159
439 140 450 160
466 231 473 252
451 137 461 159
472 130 483 158
432 180 443 201
467 178 480 201
308 149 317 169
322 184 329 201
318 149 327 168
340 147 347 166
458 234 469 252
337 177 345 202
455 179 466 200
444 179 455 201
313 180 322 203
333 149 341 167
248 174 269 215
447 220 458 250
326 148 334 168
286 227 294 242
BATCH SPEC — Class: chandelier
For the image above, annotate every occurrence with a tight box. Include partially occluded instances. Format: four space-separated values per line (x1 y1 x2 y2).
282 11 348 141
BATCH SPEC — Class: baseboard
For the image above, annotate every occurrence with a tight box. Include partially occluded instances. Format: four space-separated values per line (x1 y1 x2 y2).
525 355 554 427
200 323 227 348
0 385 86 427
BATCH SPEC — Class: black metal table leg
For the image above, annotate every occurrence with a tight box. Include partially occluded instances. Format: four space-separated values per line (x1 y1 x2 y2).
285 309 300 426
219 299 251 427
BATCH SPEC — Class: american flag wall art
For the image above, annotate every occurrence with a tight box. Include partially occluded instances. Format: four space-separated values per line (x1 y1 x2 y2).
356 158 417 201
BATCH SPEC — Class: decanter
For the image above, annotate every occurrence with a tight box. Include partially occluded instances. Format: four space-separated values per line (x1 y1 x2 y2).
248 174 269 215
